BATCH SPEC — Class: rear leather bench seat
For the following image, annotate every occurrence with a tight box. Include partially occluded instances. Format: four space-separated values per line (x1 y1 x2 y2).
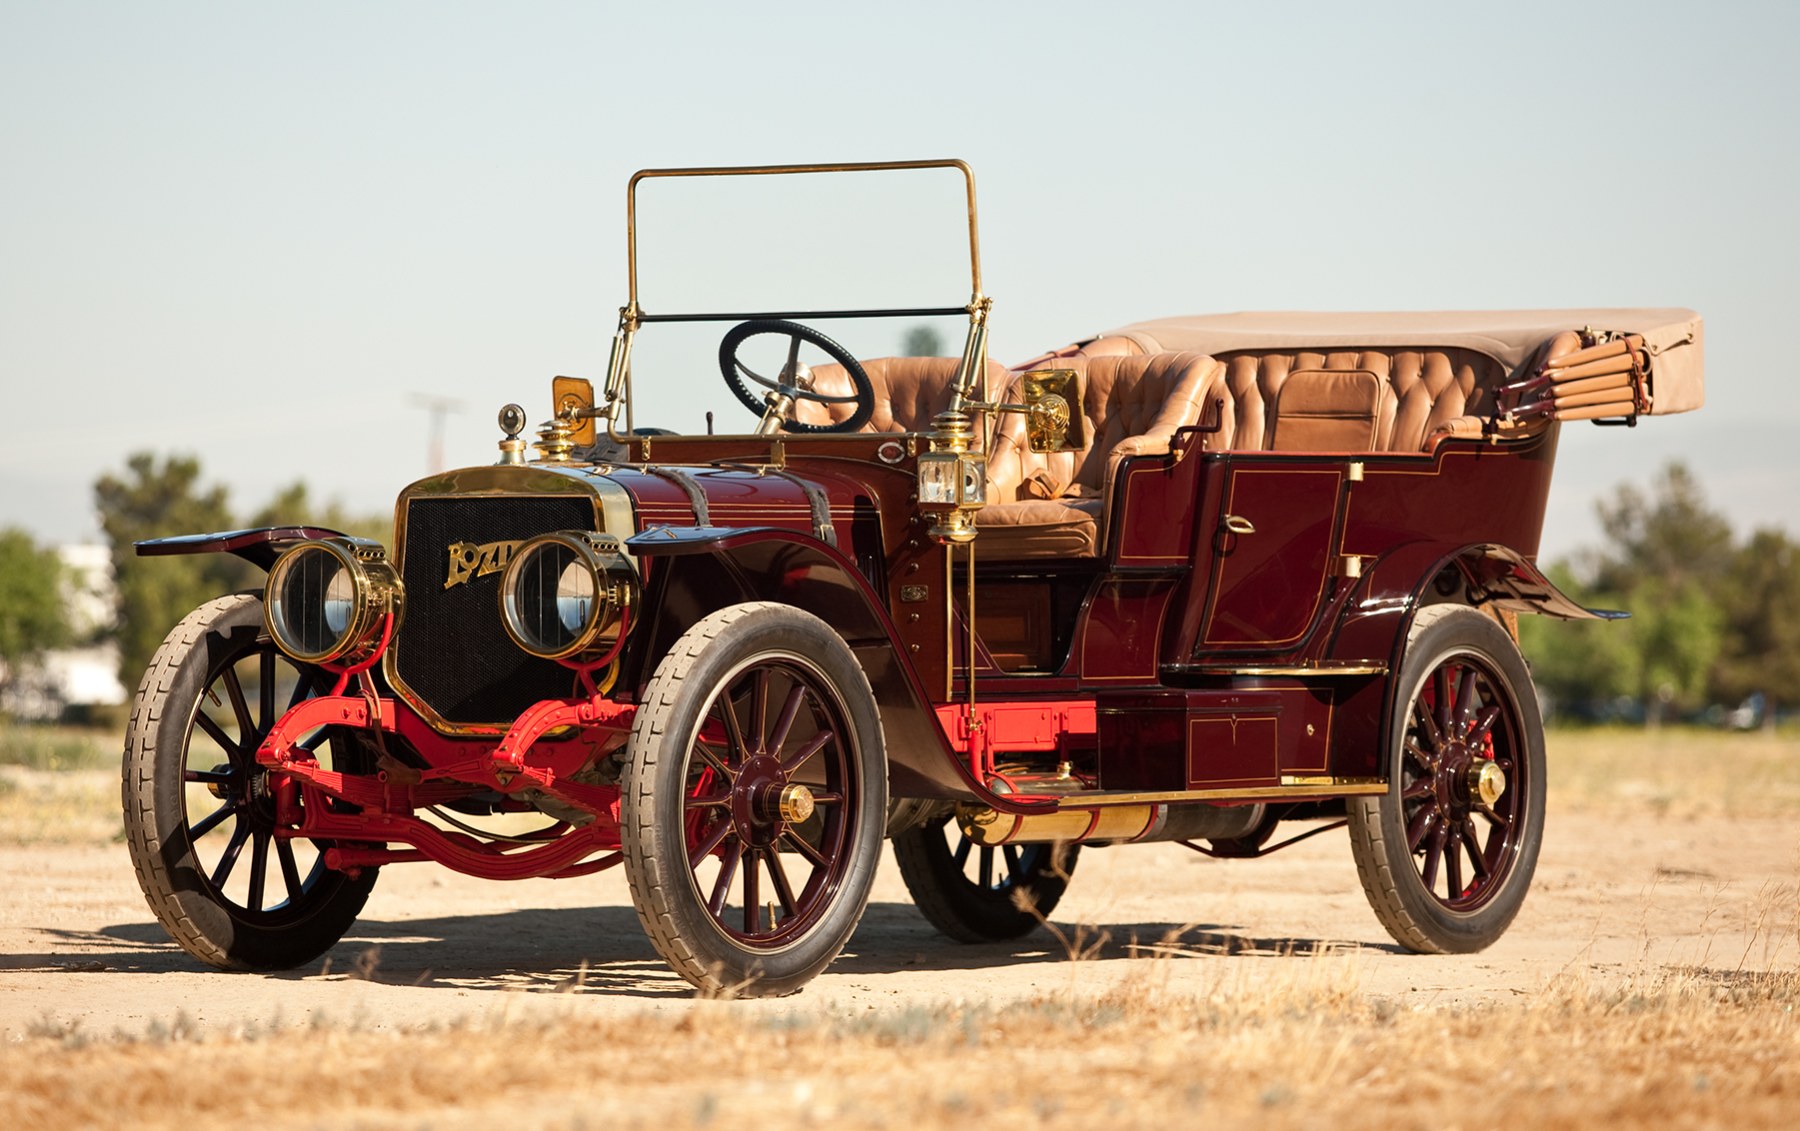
1019 336 1514 454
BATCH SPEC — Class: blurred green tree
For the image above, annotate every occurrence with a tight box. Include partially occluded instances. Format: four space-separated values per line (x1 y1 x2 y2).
0 528 72 701
1521 462 1730 723
901 325 944 357
95 454 244 688
95 455 389 690
1712 528 1800 716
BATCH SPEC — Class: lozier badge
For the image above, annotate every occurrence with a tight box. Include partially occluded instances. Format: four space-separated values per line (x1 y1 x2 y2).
445 540 522 590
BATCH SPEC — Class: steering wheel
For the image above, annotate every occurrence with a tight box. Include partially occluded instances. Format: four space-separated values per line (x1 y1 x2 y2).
717 319 875 434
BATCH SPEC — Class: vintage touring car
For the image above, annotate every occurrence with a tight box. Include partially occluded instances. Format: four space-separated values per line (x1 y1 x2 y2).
123 160 1704 994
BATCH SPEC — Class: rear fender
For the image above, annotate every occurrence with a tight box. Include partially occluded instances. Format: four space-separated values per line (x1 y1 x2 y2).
625 526 1038 810
135 526 352 572
1323 542 1618 778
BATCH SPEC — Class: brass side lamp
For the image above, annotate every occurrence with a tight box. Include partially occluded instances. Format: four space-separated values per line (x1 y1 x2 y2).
917 409 987 544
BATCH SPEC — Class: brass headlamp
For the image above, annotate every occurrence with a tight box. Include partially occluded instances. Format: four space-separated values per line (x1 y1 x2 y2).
499 531 638 660
265 539 404 666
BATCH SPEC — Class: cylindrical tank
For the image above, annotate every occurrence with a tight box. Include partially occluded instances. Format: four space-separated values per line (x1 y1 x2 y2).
957 799 1264 847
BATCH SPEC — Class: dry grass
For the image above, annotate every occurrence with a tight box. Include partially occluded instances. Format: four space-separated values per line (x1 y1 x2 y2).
5 959 1797 1130
1546 727 1800 818
6 726 1797 1128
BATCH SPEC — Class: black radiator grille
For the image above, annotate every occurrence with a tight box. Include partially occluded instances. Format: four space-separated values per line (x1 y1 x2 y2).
393 494 599 728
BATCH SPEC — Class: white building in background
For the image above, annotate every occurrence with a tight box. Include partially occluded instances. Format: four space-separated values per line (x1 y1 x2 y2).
0 544 126 720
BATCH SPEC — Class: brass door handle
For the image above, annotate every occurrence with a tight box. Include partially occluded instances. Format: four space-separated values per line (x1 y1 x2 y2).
1223 515 1256 535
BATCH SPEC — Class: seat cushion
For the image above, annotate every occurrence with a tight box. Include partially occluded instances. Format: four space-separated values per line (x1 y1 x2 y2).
1267 369 1396 450
973 498 1101 558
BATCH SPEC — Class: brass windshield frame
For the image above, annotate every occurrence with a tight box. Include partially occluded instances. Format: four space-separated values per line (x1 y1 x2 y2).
597 160 990 439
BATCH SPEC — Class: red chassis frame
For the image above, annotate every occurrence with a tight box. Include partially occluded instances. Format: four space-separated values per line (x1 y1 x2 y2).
253 674 1112 882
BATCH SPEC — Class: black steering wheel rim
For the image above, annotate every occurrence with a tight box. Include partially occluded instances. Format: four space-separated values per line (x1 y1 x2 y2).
717 319 875 434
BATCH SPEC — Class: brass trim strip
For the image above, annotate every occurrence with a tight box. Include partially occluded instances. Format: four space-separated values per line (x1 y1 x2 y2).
1167 663 1388 677
1065 777 1387 807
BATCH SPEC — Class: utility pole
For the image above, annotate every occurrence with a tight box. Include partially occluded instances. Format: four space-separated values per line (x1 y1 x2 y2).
408 393 467 474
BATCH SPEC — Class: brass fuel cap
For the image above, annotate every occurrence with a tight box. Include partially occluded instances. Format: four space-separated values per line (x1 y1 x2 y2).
1466 760 1507 808
777 783 816 825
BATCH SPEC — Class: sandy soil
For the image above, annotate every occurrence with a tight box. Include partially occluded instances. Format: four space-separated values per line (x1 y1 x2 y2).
3 785 1796 1040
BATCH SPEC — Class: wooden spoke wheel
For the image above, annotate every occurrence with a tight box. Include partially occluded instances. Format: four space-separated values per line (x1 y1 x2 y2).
1349 605 1545 953
123 594 378 970
892 814 1079 943
622 603 886 995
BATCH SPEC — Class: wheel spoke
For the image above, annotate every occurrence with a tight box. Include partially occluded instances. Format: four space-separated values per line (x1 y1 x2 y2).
1455 668 1479 734
778 730 833 775
1002 844 1021 879
194 711 241 758
686 790 732 808
750 668 771 754
1461 822 1490 880
743 850 762 934
189 799 237 841
695 739 735 780
952 834 972 868
1469 704 1502 748
1420 824 1447 894
1401 775 1434 802
259 651 277 732
768 683 806 758
1406 805 1437 852
248 831 270 911
688 818 733 866
1403 736 1434 773
720 696 750 762
782 828 828 868
276 837 303 901
221 666 256 743
1444 823 1464 898
1431 665 1453 740
765 848 799 918
183 768 232 784
1412 700 1443 756
708 840 744 916
286 667 316 711
979 845 995 890
211 821 251 889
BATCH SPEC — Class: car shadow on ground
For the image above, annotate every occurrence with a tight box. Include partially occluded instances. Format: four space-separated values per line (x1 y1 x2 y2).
7 902 1390 998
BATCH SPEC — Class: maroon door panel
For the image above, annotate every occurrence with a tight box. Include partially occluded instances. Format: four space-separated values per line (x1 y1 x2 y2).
1200 465 1342 648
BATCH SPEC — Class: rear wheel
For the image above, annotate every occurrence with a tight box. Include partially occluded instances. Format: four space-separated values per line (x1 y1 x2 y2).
122 594 378 971
1348 604 1544 953
621 603 886 996
893 815 1079 942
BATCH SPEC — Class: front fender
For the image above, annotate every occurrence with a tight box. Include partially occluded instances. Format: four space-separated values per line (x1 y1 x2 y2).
135 526 351 572
625 525 1044 812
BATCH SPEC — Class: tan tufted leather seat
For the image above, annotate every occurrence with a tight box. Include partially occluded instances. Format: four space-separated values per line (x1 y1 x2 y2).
791 357 1008 433
1207 348 1507 453
977 351 1223 558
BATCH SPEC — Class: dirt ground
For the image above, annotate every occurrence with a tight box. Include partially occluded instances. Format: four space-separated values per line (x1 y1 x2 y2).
3 769 1796 1039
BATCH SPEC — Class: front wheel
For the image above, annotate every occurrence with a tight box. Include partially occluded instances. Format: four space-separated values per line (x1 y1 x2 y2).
122 593 378 971
1348 604 1545 953
621 603 886 996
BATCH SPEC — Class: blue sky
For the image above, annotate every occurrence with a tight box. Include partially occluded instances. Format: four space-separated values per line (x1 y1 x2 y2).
3 0 1795 561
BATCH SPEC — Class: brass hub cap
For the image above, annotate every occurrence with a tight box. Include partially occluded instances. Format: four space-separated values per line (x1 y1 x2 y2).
777 783 816 824
1465 760 1506 808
